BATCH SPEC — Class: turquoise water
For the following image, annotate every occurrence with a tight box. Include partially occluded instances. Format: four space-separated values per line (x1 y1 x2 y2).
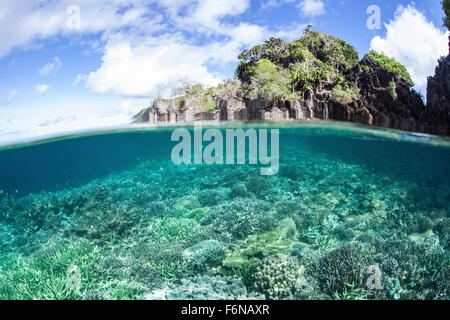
0 122 448 300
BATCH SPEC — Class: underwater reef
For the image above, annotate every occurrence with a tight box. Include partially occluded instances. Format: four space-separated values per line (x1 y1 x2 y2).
0 127 448 300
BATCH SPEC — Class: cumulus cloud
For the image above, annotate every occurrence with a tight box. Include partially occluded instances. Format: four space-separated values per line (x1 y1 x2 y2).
81 1 271 97
39 57 62 76
34 84 50 94
4 90 18 104
370 5 448 91
298 0 325 16
189 0 250 32
0 0 164 58
85 40 221 97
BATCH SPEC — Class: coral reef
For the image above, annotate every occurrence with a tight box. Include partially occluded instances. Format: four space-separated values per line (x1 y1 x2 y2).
306 244 368 296
145 270 254 300
253 254 307 300
183 240 226 272
0 125 448 300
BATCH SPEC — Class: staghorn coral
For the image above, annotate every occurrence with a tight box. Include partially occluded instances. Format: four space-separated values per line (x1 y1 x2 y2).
148 217 200 243
306 243 368 296
197 189 228 207
182 240 226 273
201 198 276 238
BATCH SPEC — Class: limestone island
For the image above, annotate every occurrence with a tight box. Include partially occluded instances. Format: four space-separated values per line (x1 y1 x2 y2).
134 29 450 137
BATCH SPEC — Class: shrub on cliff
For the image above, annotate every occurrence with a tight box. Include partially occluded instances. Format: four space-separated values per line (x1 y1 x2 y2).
290 61 333 95
331 84 360 104
202 98 216 112
299 30 359 69
365 50 414 86
248 59 292 101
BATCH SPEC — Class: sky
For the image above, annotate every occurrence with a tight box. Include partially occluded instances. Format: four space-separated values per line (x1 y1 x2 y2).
0 0 448 145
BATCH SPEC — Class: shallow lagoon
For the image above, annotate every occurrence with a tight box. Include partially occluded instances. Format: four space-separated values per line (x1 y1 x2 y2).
0 121 448 300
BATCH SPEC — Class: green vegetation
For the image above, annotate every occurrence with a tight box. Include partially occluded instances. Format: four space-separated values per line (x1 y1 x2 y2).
389 79 398 101
150 260 188 280
176 98 186 110
333 283 367 300
202 98 217 112
248 59 293 101
157 29 414 110
108 283 144 300
365 50 414 86
170 81 219 112
236 29 358 101
290 62 332 96
299 30 359 68
331 84 360 103
443 0 450 30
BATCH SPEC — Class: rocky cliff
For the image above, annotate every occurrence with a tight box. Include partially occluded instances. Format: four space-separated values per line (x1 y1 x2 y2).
425 38 450 136
135 31 450 136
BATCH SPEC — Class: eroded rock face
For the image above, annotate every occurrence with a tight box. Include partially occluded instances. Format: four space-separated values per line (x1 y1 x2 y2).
427 44 450 113
425 39 450 136
340 57 426 133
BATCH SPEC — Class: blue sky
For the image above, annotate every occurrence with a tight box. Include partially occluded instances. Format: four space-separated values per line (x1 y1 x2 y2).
0 0 447 145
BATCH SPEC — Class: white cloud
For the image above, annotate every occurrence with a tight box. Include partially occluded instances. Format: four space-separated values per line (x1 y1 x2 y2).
39 57 62 76
34 84 50 94
0 0 286 100
4 90 18 104
0 0 164 58
261 0 295 10
370 5 448 91
299 0 325 16
85 39 223 98
0 0 322 145
274 23 308 40
190 0 250 32
81 0 271 98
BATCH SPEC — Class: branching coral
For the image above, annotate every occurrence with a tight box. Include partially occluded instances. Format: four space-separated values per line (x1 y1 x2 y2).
306 243 368 296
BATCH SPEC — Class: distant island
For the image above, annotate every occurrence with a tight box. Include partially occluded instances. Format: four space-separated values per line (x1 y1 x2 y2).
135 27 450 136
